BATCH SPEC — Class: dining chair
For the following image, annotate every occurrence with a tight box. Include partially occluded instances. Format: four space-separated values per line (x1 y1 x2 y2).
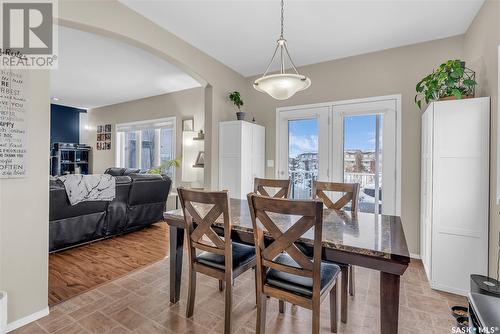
313 181 360 213
253 177 291 198
247 193 341 334
312 180 360 321
178 188 257 334
253 177 291 311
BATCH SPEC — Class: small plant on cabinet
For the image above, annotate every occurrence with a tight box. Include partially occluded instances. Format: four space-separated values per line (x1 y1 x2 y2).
228 91 246 120
415 59 476 110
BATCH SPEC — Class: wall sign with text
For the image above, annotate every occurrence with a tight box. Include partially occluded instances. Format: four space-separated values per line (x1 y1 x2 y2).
0 69 28 178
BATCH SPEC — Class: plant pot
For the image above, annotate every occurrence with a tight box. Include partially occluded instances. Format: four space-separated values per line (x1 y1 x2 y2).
439 95 474 101
236 112 246 121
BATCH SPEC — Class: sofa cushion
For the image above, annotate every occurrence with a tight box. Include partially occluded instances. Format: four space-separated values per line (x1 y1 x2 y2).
128 174 171 206
104 168 141 176
104 167 126 176
123 168 140 175
49 179 109 221
105 176 132 235
50 212 106 251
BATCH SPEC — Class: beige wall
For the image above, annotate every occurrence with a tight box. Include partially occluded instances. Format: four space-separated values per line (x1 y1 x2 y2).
88 87 204 185
58 0 250 190
245 36 465 255
0 0 249 326
463 0 500 277
0 70 50 324
2 0 498 327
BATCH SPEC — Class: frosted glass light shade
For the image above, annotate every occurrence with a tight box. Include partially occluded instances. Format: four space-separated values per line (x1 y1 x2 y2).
253 73 311 100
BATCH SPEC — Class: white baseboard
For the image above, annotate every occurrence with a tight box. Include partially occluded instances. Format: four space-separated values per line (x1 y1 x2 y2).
5 307 49 333
430 283 468 297
410 253 421 259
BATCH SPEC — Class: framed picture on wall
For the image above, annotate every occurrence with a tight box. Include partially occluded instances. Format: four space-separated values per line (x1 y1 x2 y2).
105 124 112 132
97 125 103 133
194 151 205 166
182 118 194 131
105 133 111 141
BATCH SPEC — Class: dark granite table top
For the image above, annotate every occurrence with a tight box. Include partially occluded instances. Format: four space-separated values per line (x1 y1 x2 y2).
163 198 410 263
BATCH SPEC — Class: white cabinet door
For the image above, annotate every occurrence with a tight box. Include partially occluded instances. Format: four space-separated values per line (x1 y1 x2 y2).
240 123 254 198
219 121 265 199
431 98 489 294
219 122 242 197
420 105 433 279
252 125 265 179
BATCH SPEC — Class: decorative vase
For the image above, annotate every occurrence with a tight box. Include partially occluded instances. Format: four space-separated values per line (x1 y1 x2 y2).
236 112 246 121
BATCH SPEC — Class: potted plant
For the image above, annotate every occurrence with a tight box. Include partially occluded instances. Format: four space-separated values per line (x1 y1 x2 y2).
229 91 245 120
415 59 477 110
146 158 181 176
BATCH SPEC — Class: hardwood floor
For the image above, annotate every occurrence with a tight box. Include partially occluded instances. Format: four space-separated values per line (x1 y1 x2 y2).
49 222 169 306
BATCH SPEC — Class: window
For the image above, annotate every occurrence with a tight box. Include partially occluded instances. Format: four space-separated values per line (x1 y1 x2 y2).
277 96 399 215
343 114 382 213
288 118 319 199
141 128 156 171
123 132 136 168
116 117 176 179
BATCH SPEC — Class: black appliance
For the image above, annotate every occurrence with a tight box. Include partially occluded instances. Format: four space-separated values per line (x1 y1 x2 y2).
468 275 500 332
468 293 500 331
470 275 500 297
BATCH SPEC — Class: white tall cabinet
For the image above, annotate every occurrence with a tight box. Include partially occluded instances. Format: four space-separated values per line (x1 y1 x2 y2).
219 121 265 199
421 97 489 295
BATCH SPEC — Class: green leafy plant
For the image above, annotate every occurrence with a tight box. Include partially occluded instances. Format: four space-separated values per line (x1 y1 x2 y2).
415 59 476 110
146 158 181 174
228 91 244 110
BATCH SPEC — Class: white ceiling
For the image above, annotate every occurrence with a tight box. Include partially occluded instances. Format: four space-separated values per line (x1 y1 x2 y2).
50 26 201 109
121 0 484 77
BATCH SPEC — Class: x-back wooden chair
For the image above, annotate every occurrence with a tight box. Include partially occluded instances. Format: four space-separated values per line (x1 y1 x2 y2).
313 181 360 213
254 177 291 199
178 188 256 334
313 181 360 322
247 193 340 334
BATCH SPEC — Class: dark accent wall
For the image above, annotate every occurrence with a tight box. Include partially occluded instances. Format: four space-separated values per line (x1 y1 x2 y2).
50 104 86 144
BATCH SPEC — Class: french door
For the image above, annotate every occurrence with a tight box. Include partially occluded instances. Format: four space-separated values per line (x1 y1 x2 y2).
276 97 399 215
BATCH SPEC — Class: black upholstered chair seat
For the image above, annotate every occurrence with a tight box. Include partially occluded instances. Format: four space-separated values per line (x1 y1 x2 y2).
265 253 340 297
197 242 256 270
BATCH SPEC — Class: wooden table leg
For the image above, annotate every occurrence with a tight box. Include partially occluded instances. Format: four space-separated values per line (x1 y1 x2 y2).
169 225 184 304
380 272 400 334
340 265 348 323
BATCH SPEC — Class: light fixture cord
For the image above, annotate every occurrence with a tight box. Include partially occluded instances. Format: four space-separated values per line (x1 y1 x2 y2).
280 0 284 39
258 0 304 79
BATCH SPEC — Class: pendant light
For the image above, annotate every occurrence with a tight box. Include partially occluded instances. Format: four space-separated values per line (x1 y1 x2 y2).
253 0 311 100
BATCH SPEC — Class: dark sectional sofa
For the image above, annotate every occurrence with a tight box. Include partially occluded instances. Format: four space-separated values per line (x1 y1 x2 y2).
49 168 172 252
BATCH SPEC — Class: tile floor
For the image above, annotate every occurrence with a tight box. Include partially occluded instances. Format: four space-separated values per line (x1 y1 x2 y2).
13 259 466 334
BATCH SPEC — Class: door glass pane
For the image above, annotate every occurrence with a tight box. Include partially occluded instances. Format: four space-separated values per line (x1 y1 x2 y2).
344 115 382 213
124 132 136 168
141 128 156 170
288 118 318 199
160 127 174 178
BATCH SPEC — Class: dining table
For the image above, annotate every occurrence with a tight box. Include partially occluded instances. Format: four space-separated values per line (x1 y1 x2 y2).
163 198 410 334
